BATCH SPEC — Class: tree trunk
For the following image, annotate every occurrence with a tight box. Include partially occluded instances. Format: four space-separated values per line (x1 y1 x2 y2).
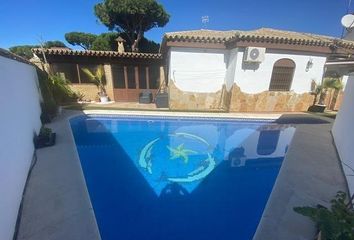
131 31 143 52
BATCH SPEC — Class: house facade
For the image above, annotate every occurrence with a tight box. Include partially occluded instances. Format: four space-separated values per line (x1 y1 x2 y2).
32 48 165 102
162 28 354 111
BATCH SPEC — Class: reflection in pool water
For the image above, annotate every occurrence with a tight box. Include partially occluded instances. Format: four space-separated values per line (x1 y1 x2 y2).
70 116 295 240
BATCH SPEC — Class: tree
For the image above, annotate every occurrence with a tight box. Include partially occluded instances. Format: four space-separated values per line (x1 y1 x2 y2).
91 32 120 51
139 37 160 53
9 45 39 59
91 32 160 53
65 32 97 50
9 41 67 60
43 41 67 48
94 0 169 52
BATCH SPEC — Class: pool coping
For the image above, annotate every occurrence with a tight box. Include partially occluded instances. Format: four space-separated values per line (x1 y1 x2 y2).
79 109 283 120
17 109 347 240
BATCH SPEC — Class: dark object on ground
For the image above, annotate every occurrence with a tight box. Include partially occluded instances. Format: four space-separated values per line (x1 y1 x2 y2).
308 104 326 113
34 127 56 149
139 91 153 104
40 112 54 124
275 114 331 124
34 133 56 149
155 92 169 108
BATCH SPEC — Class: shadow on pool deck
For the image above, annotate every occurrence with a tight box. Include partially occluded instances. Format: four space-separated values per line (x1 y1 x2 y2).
15 110 346 240
275 113 332 124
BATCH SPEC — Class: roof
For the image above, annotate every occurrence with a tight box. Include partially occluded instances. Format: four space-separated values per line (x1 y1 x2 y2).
32 48 162 59
164 29 238 43
163 28 354 50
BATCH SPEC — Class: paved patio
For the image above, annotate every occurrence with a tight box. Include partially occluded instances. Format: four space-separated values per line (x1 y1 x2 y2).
16 110 347 240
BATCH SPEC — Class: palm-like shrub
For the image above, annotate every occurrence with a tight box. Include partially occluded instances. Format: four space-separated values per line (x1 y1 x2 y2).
294 191 354 240
49 74 78 103
81 66 106 97
318 78 343 105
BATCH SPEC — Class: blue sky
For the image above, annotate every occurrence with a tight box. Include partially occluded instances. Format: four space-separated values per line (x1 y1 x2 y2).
0 0 351 49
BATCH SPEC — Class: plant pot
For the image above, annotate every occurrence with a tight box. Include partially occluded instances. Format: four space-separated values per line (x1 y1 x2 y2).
100 96 109 103
308 104 326 113
155 92 169 108
34 133 56 149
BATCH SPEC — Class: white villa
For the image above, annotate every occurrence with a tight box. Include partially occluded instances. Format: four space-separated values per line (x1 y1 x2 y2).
162 28 354 111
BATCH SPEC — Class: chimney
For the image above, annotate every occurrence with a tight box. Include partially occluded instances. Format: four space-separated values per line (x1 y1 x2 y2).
115 36 126 53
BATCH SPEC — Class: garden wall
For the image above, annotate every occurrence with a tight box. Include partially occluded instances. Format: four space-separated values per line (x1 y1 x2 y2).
332 75 354 196
0 50 42 240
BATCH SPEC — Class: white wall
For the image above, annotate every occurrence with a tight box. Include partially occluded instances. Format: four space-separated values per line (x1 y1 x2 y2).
0 56 42 240
234 49 327 94
332 75 354 195
168 47 228 93
168 47 327 95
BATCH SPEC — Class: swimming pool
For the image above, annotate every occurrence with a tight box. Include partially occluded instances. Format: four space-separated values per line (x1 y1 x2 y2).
70 115 295 240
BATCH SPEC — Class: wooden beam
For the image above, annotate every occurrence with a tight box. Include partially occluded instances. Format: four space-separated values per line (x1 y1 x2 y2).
76 64 81 84
135 66 139 89
123 66 128 89
146 66 150 89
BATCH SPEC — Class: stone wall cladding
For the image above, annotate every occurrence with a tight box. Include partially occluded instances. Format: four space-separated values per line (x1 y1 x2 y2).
229 84 315 112
168 81 230 111
69 84 100 101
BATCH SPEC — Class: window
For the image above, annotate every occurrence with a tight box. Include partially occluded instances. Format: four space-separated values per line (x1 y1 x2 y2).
149 65 160 89
79 64 103 84
51 63 79 83
139 66 147 89
257 130 280 155
127 66 136 89
269 59 295 91
112 65 125 89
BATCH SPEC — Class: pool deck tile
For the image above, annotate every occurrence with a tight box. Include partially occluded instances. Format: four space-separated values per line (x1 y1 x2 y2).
16 110 101 240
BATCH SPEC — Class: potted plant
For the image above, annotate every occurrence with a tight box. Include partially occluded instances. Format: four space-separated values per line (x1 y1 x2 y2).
294 191 354 240
309 77 343 113
34 126 56 149
308 85 325 112
81 66 108 103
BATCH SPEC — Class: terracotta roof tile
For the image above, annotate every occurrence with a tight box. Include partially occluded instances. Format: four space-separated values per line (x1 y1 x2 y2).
32 48 162 59
163 28 354 49
164 29 238 43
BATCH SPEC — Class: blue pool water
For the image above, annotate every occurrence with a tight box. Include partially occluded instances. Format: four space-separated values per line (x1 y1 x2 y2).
70 115 295 240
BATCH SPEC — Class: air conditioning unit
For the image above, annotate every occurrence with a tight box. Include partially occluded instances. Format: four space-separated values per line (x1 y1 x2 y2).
244 47 266 63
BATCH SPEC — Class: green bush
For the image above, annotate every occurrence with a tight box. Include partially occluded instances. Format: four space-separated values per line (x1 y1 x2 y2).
39 126 52 138
49 73 78 104
294 191 354 240
36 69 79 123
36 68 58 122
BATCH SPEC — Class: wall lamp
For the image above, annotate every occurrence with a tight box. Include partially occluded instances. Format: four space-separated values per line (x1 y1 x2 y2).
306 58 313 72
